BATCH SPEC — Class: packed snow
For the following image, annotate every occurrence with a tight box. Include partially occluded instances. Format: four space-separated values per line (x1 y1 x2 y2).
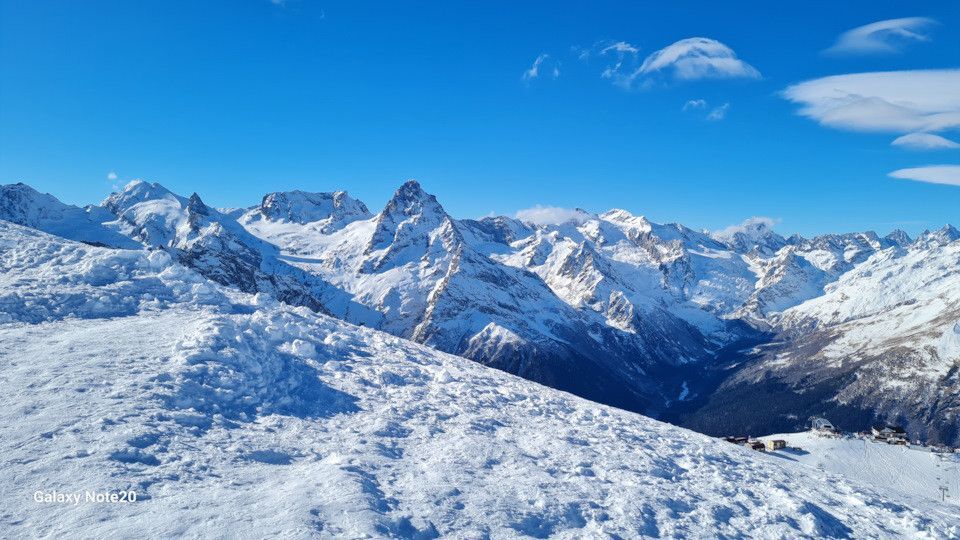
2 221 959 537
758 432 960 508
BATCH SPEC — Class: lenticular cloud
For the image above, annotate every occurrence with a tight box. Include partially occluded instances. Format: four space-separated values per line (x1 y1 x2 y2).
639 37 761 81
782 69 960 133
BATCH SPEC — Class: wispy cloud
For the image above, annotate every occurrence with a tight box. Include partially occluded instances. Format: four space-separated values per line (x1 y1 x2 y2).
522 54 560 82
889 165 960 186
106 171 118 181
681 99 731 121
706 102 730 121
892 133 960 151
597 41 642 88
515 205 591 225
826 17 936 55
782 69 960 133
682 99 707 111
598 37 759 89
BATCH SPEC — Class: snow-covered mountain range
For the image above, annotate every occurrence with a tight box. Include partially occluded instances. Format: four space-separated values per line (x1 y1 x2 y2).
2 180 958 445
2 219 957 537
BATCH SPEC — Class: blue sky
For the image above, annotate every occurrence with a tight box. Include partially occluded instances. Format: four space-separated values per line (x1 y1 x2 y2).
1 1 958 237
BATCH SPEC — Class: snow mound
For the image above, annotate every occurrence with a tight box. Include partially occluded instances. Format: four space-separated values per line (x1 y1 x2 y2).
165 310 360 420
0 221 224 323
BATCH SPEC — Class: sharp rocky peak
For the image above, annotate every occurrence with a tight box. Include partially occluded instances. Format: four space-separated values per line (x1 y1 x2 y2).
364 181 462 270
373 181 449 229
381 180 442 213
917 224 960 245
884 229 912 247
187 193 209 213
939 223 959 237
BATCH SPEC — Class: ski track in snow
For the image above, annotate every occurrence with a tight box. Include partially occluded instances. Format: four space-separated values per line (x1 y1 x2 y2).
1 221 958 538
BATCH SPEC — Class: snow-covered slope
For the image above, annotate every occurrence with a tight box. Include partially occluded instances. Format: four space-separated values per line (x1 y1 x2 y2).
2 221 957 538
759 431 960 507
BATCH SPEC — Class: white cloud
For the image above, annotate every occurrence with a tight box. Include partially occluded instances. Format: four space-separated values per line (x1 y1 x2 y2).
515 205 592 226
600 37 759 88
522 54 560 81
826 17 936 55
892 132 960 151
106 171 118 181
601 41 639 55
889 165 960 186
682 99 707 111
782 69 960 133
712 217 779 243
638 38 760 81
706 102 730 121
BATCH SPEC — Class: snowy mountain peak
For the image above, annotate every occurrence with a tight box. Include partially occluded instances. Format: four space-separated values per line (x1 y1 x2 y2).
914 224 959 246
571 208 593 221
598 209 657 240
186 193 211 216
102 180 184 215
1 182 63 224
2 181 34 194
368 181 454 255
253 190 372 230
936 224 960 241
712 217 786 254
0 182 137 248
600 208 638 221
380 180 443 215
354 181 466 273
884 229 912 247
0 182 86 228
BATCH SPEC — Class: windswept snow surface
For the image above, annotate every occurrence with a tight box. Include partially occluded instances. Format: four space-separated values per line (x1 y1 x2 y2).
2 222 958 538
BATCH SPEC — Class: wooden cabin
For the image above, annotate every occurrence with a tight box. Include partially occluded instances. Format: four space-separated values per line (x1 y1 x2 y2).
871 425 906 441
765 439 787 451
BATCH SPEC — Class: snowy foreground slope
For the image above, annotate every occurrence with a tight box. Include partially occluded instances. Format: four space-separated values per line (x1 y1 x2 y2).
2 223 958 538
